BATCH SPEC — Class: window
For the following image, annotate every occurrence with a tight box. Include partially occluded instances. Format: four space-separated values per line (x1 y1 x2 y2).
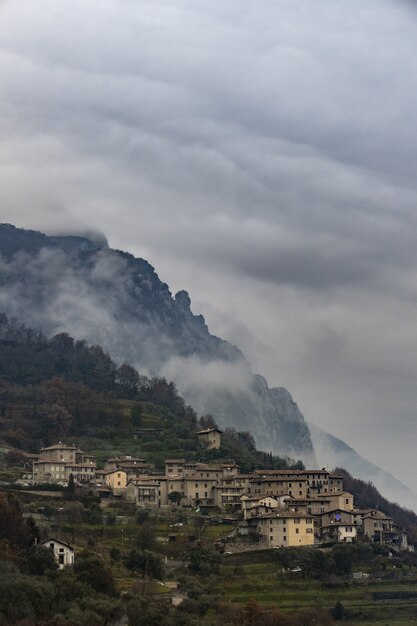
294 518 300 524
295 528 299 534
270 536 273 541
306 528 313 534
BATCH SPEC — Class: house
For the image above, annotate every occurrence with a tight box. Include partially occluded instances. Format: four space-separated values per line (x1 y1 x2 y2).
249 470 309 499
32 443 96 485
362 510 397 543
319 508 354 528
41 538 74 569
126 479 161 507
322 492 354 512
248 511 315 547
104 456 147 472
321 523 357 543
38 444 78 463
165 459 186 477
196 428 223 450
33 459 67 484
64 462 97 484
241 495 284 519
302 470 344 496
104 469 128 494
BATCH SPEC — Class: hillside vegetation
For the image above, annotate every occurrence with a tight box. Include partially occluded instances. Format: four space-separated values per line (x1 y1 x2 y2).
0 313 302 472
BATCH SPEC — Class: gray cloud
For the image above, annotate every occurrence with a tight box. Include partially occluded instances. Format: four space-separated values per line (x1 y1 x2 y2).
1 0 417 491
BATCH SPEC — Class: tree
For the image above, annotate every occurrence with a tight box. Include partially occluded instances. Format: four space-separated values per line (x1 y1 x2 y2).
134 523 157 551
125 549 165 580
130 403 142 427
116 364 140 397
66 473 75 501
73 552 116 595
0 491 38 547
135 509 150 525
189 543 220 575
199 414 218 430
167 491 182 505
127 597 173 626
24 546 58 576
331 601 347 621
59 502 83 543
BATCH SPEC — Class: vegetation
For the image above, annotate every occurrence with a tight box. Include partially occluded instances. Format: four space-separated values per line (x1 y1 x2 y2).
336 468 417 543
0 312 304 472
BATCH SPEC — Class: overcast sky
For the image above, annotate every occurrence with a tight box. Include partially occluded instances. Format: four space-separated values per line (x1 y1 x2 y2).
1 0 417 490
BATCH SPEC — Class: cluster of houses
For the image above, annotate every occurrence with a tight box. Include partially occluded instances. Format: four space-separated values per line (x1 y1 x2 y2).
23 440 410 551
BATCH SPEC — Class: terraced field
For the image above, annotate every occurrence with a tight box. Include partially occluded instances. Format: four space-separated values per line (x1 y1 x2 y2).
213 559 417 623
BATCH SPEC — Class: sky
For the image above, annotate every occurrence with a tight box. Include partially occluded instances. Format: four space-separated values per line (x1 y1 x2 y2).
0 0 417 490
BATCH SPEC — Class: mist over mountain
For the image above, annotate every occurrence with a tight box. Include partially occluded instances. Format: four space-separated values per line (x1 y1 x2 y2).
0 223 415 509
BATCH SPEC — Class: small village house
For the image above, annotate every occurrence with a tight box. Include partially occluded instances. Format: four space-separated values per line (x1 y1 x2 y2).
196 428 223 450
41 538 74 569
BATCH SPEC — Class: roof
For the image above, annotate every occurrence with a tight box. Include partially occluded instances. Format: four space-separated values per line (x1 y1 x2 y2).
40 444 78 451
41 537 74 550
104 469 128 476
65 462 96 468
322 523 357 529
251 511 314 520
165 459 185 464
107 456 146 463
320 491 353 498
129 480 159 487
320 508 354 516
363 511 393 521
252 470 308 479
34 459 67 465
196 427 223 435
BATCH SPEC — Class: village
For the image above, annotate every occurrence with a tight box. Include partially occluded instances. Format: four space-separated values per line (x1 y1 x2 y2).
10 426 410 568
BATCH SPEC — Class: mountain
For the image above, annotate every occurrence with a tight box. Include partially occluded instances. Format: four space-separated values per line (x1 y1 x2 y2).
309 423 417 513
0 223 415 508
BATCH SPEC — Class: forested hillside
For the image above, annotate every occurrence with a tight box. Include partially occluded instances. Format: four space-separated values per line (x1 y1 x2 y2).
336 468 417 544
0 313 302 471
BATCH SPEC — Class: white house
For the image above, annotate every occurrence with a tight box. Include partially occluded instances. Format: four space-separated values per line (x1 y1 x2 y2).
41 538 75 569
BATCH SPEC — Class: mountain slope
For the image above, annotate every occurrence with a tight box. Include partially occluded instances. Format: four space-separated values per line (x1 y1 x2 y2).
309 423 417 513
0 223 314 461
0 223 415 508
